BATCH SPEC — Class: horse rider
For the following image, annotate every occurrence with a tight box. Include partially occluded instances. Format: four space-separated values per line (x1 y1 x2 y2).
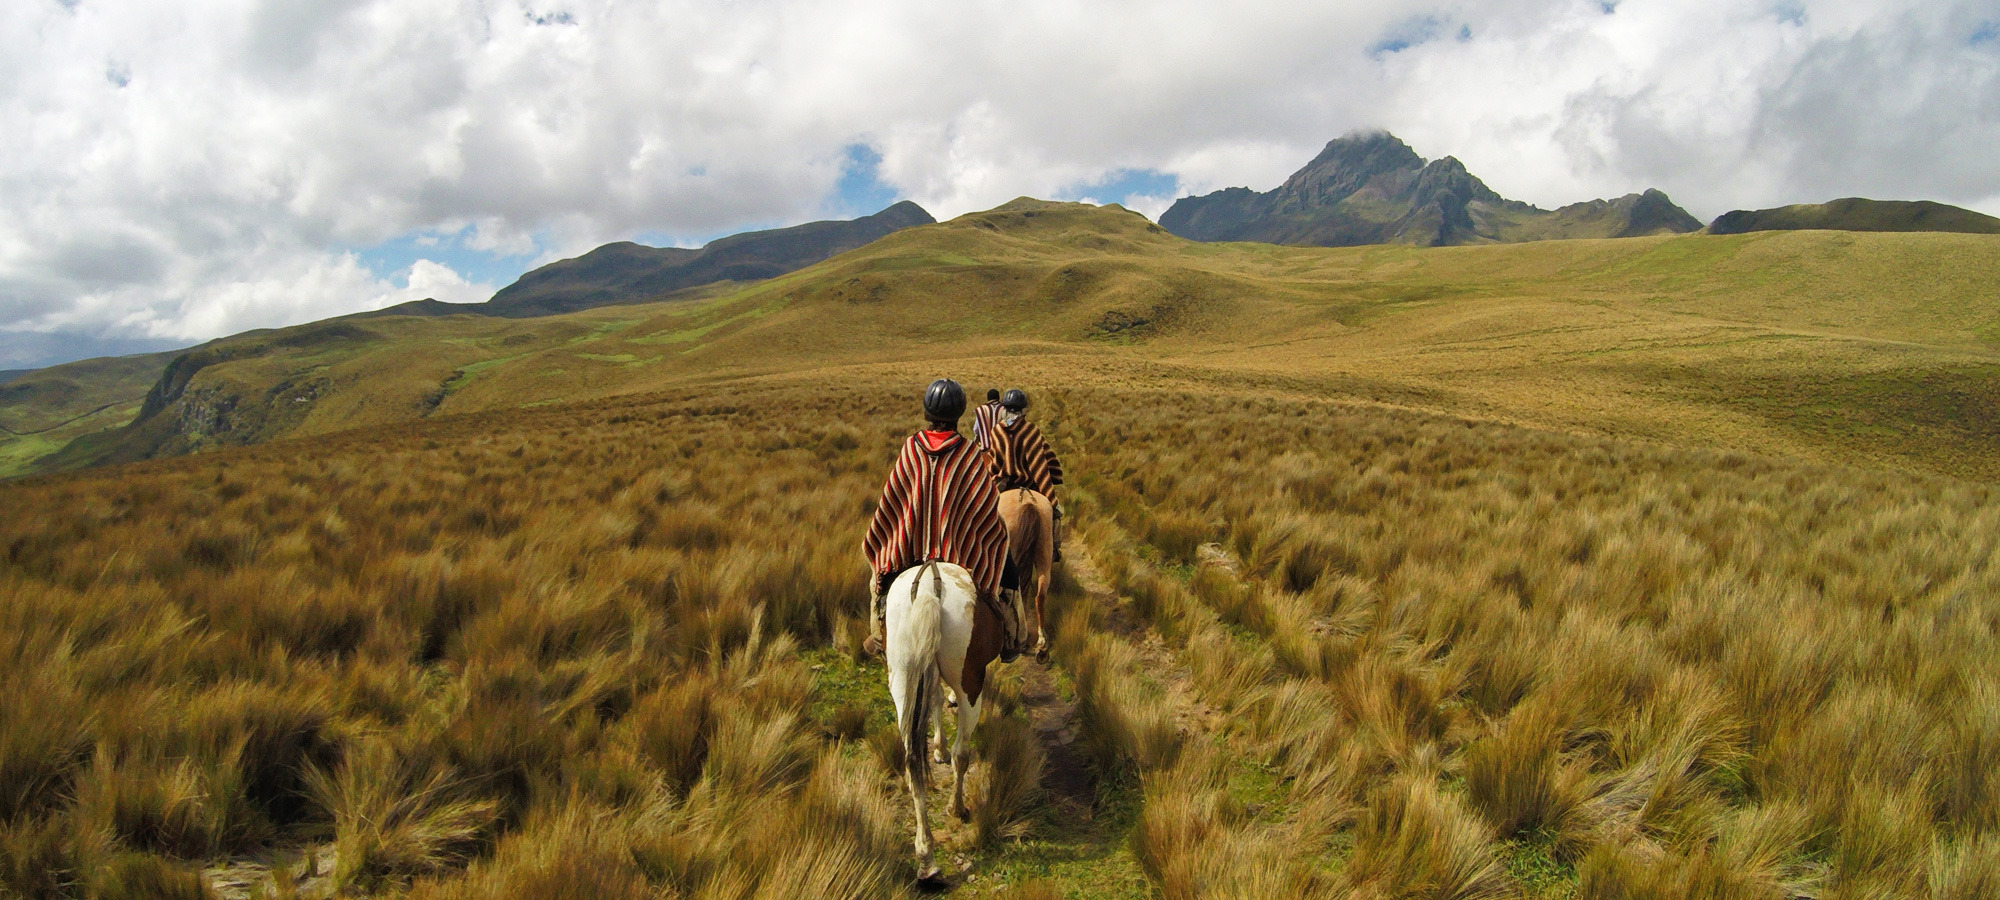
863 379 1030 660
987 388 1066 562
971 388 1003 451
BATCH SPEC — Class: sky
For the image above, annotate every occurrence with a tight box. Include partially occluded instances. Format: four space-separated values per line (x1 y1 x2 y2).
3 0 1997 369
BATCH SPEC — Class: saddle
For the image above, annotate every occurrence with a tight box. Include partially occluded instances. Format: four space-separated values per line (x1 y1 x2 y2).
900 559 1027 664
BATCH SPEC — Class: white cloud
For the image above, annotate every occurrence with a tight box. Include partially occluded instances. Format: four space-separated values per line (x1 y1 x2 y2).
1 0 1996 354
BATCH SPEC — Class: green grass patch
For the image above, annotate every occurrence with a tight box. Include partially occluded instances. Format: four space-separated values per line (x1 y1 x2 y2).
442 353 528 393
803 647 895 736
564 319 642 345
1503 830 1578 900
968 769 1154 900
1223 757 1288 823
0 432 65 478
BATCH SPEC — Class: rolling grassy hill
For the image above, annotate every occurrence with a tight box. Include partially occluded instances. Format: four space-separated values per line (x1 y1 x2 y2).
0 349 183 477
11 197 1998 483
1708 197 2000 235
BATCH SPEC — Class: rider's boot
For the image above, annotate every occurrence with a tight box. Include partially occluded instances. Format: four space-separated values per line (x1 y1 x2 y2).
863 577 886 656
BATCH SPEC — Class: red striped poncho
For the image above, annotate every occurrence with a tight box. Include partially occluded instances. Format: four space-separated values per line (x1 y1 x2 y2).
971 400 1003 452
988 417 1064 496
864 430 1009 600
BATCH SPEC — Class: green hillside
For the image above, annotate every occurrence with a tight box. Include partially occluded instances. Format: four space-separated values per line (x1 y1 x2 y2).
9 198 2000 482
0 350 180 476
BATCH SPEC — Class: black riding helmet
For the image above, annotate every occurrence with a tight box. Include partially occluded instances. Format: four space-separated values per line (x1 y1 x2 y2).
924 378 967 424
987 389 1001 402
1001 388 1028 411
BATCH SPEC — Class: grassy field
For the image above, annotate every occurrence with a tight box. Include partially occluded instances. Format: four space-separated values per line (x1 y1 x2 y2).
3 200 2000 897
5 366 2000 897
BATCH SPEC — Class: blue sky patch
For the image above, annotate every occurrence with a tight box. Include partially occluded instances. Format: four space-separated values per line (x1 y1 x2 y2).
1973 22 1999 46
356 230 538 292
1369 15 1447 58
1060 168 1180 206
834 143 901 218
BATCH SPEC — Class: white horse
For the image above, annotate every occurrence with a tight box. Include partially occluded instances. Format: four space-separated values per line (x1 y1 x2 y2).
884 560 1007 883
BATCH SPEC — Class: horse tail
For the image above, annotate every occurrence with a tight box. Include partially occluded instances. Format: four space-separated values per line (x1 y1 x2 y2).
890 562 944 793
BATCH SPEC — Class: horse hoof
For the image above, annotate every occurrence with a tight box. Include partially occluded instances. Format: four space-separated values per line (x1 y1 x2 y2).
953 804 971 822
916 866 947 889
1035 645 1051 664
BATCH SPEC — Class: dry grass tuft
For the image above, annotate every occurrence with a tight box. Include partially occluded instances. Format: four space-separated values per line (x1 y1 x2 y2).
972 713 1046 847
1341 775 1511 900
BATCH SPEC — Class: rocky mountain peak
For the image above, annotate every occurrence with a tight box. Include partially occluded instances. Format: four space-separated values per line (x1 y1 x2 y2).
1160 131 1700 248
1275 131 1425 207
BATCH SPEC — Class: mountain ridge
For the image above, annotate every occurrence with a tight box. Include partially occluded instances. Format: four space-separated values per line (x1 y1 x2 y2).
369 201 936 320
1161 132 1701 247
1707 198 2000 235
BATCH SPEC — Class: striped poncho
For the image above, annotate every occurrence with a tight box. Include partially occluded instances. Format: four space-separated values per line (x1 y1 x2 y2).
864 430 1009 600
989 417 1064 496
971 400 1003 452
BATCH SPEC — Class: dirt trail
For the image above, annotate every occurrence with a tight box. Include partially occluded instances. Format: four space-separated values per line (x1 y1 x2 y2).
1014 651 1091 812
1063 544 1217 738
204 846 336 899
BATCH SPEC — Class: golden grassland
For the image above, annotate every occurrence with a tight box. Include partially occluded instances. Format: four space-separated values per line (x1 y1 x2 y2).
7 200 1997 483
2 384 917 898
4 363 2000 898
1059 387 2000 899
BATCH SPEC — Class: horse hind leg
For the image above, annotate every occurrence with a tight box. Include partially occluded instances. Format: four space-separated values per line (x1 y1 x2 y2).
899 672 941 880
951 694 980 822
1034 507 1055 661
1033 568 1052 662
931 677 953 764
904 755 939 880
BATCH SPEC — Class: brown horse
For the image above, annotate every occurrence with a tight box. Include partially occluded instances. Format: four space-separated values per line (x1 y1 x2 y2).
997 487 1055 661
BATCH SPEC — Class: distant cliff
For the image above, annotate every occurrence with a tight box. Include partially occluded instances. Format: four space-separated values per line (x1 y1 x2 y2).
1161 132 1700 248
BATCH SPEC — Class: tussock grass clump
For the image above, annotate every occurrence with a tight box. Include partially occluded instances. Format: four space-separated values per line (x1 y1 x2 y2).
305 737 501 890
1464 697 1575 841
1132 750 1309 900
1342 775 1511 900
89 854 215 900
1060 617 1182 774
971 713 1045 847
